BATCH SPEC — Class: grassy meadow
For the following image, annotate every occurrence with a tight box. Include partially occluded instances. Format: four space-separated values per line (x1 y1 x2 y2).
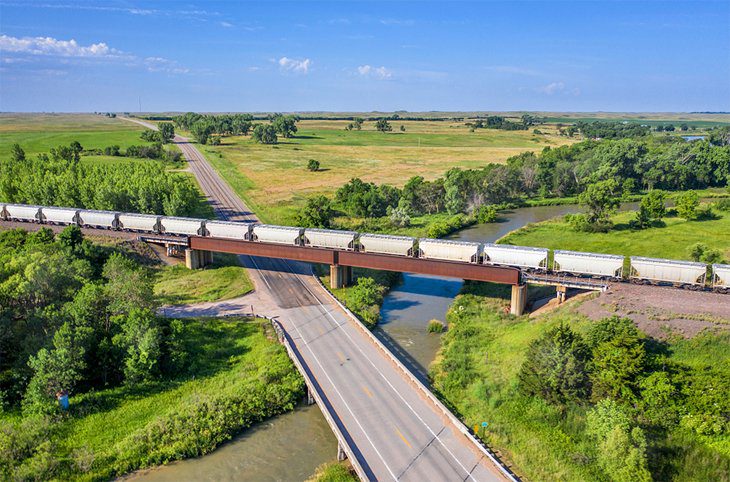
0 114 146 159
198 119 575 224
499 203 730 262
154 253 253 305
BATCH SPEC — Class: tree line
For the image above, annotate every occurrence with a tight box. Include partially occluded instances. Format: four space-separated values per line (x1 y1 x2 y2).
297 135 729 234
0 143 202 216
173 112 299 145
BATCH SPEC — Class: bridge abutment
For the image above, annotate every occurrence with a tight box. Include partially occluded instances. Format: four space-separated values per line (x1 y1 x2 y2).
556 285 568 304
185 249 212 269
510 283 528 316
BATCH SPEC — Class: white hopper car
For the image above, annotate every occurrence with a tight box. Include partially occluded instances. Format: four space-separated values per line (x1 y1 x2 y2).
483 243 548 270
553 250 624 279
160 217 206 236
304 228 357 250
251 224 304 245
78 210 119 229
5 204 42 222
418 239 482 263
205 220 251 240
41 206 79 225
358 234 416 256
712 264 730 292
630 256 707 287
118 213 161 232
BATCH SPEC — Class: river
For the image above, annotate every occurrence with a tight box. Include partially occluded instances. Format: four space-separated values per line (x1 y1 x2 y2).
129 202 619 481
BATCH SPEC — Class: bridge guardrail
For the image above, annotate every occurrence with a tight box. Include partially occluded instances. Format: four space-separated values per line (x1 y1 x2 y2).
312 274 520 482
270 319 370 482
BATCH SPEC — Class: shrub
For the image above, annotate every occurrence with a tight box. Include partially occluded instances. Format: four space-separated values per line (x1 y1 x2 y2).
307 159 320 172
676 190 699 219
475 205 498 224
427 320 446 333
518 323 591 405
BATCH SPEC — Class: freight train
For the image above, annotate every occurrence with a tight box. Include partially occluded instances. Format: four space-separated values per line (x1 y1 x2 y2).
2 203 728 293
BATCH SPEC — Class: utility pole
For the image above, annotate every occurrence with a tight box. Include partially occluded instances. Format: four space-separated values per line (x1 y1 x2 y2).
138 96 142 113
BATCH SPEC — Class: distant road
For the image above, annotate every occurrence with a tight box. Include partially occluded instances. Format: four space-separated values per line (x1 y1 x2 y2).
120 117 514 481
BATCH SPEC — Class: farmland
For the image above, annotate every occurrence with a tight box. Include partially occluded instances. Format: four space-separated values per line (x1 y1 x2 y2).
196 119 576 224
0 114 147 159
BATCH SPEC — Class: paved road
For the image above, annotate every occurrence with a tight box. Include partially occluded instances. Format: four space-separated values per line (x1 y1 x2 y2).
120 117 512 481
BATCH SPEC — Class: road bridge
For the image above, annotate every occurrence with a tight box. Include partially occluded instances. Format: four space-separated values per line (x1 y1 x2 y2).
118 117 518 481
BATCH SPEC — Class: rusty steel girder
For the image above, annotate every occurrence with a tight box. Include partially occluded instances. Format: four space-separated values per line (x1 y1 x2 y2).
188 236 521 285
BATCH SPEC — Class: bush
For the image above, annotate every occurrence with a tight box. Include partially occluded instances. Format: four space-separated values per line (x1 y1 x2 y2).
346 277 386 328
426 215 470 238
518 323 591 405
714 198 730 211
676 190 699 219
307 159 320 172
475 205 498 224
427 320 446 333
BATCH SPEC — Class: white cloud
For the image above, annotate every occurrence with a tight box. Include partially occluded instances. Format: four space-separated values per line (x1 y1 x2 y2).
539 81 566 95
143 57 190 74
220 21 233 28
380 18 415 27
538 81 581 96
357 64 392 80
278 56 311 74
0 34 122 57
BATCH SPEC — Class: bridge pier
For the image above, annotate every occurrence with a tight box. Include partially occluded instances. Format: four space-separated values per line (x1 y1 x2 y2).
185 249 213 269
305 385 316 405
337 443 347 462
330 265 352 289
510 284 528 316
556 285 568 304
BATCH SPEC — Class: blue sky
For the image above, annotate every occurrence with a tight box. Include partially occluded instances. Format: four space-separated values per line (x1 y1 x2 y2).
1 0 728 112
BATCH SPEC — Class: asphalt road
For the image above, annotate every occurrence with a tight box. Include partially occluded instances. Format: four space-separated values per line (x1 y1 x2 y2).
121 117 511 481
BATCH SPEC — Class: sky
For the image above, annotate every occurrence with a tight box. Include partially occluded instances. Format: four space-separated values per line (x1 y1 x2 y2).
0 0 728 113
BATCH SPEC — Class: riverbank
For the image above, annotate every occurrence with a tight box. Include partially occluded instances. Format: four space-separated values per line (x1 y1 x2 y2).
430 282 730 481
0 318 304 481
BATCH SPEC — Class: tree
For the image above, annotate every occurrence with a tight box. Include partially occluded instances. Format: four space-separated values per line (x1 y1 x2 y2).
518 324 591 405
297 195 333 228
347 277 385 327
191 121 213 145
307 159 320 172
158 122 175 143
102 253 155 316
353 117 364 130
400 125 406 132
375 119 392 132
271 114 298 138
634 189 666 228
387 205 411 227
57 225 84 255
589 317 646 402
577 179 620 231
676 190 699 219
140 130 162 143
112 309 161 385
11 143 26 162
252 124 278 144
586 399 652 482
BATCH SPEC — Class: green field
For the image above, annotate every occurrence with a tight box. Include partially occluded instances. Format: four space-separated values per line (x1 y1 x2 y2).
197 119 575 224
0 114 147 158
154 253 253 304
0 318 303 481
499 203 730 262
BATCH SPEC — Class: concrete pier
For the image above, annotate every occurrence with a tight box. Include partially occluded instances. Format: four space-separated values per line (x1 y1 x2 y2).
330 265 352 289
510 284 528 316
185 249 213 269
556 285 568 304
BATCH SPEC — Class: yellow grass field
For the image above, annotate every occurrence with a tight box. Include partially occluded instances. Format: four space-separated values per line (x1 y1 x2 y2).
200 119 575 223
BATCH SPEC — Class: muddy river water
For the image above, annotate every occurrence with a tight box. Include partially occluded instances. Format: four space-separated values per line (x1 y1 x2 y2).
131 202 629 481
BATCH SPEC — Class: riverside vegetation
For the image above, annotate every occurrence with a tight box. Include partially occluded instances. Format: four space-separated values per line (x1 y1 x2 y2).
431 283 729 482
0 227 302 480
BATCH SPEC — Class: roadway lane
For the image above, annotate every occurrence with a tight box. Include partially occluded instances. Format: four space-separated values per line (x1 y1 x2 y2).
120 117 512 481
